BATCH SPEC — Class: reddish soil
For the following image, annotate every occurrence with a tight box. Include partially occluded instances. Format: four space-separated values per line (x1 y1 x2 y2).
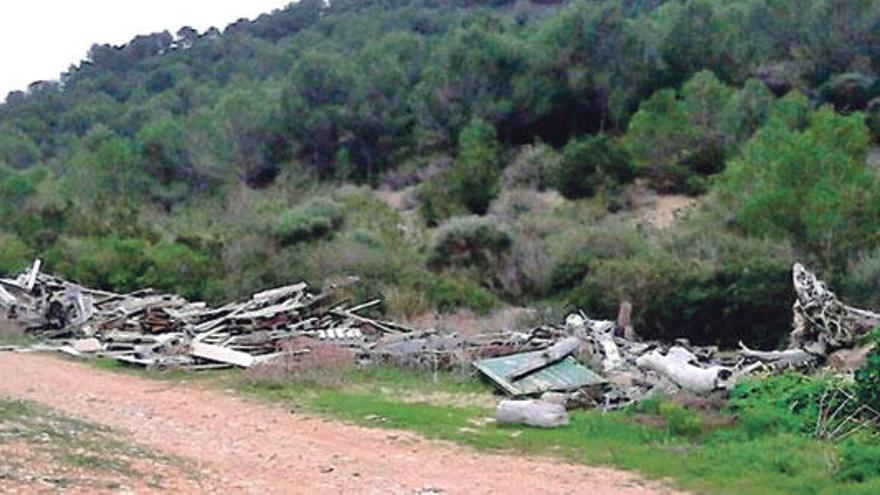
0 353 681 494
0 440 201 494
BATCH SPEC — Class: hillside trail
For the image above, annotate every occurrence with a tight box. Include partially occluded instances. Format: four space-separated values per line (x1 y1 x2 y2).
0 353 681 495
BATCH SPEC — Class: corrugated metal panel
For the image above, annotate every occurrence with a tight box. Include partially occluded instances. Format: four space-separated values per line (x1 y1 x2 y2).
473 351 605 396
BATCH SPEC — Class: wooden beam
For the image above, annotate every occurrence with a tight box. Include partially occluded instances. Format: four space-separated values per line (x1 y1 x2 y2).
191 342 256 368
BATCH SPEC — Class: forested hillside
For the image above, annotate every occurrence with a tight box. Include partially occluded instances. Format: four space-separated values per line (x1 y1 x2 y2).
1 0 879 348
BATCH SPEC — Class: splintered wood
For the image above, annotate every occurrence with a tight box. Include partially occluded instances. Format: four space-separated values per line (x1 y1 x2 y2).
0 260 408 369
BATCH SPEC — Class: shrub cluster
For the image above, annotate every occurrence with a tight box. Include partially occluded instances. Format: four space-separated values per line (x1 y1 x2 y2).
274 197 344 245
730 373 856 438
855 331 880 412
555 135 635 201
428 215 512 274
563 225 794 348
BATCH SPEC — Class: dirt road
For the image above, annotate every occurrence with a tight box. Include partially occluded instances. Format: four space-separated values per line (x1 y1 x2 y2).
0 353 678 494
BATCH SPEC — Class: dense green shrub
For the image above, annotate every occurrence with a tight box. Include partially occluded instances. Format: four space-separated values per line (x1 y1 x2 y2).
842 249 880 310
624 71 735 192
820 72 876 112
730 373 852 438
566 229 794 347
418 173 467 226
546 249 593 295
837 440 880 482
555 135 634 200
428 215 512 274
46 236 150 292
718 105 880 273
855 331 880 412
139 241 214 300
0 232 32 276
448 119 502 215
274 197 344 245
418 274 499 315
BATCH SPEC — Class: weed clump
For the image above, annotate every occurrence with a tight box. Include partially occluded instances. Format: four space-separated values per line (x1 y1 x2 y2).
837 440 880 482
246 338 355 389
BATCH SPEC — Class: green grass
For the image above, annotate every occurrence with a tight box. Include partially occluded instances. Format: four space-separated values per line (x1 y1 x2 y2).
80 359 880 494
236 368 880 495
269 390 877 494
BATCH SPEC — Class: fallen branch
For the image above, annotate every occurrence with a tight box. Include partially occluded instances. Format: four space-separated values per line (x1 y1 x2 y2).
738 342 815 367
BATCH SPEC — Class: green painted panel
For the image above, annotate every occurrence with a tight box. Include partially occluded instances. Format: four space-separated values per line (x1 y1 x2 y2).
473 351 605 396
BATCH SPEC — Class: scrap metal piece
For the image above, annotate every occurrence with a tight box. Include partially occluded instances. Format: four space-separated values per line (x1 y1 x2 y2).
474 352 605 396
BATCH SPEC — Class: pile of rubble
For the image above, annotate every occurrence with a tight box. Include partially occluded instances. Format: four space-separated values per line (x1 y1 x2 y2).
3 259 878 423
481 262 880 424
0 260 413 369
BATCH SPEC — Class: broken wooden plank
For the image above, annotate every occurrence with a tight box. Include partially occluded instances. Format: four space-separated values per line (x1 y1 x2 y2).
252 282 308 303
190 342 256 368
329 309 401 334
71 338 103 353
57 345 84 358
233 298 305 320
0 285 16 306
21 259 41 292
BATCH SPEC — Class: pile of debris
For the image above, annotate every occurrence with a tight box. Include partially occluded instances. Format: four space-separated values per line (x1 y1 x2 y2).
473 263 880 423
3 259 878 424
0 260 413 369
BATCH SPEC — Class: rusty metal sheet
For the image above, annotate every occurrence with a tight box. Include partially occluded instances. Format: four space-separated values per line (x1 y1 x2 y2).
473 351 605 396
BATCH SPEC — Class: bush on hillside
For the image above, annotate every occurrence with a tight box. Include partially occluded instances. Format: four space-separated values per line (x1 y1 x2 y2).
0 232 32 276
717 105 879 274
566 229 794 348
428 216 512 272
274 197 344 245
624 71 734 193
417 274 500 315
418 173 467 226
503 142 561 190
448 119 502 215
842 249 880 310
139 241 214 300
820 72 876 112
488 188 562 220
45 236 151 292
555 135 635 200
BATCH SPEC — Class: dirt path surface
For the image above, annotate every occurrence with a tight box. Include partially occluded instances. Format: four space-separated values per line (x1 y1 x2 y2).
0 353 679 494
